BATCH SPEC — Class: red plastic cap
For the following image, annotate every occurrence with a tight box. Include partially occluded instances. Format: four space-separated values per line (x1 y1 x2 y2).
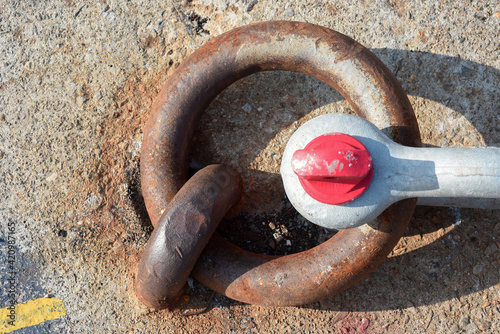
292 133 373 205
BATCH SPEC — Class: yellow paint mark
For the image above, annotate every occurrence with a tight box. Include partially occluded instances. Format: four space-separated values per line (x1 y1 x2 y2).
0 298 66 333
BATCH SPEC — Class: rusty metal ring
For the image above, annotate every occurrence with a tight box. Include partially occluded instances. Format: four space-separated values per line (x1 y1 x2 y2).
139 21 421 307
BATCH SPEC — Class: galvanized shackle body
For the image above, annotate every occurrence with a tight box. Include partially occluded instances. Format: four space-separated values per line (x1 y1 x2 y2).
136 21 421 308
282 113 500 230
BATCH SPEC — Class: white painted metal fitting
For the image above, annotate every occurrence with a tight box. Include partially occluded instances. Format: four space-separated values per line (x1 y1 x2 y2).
281 114 500 230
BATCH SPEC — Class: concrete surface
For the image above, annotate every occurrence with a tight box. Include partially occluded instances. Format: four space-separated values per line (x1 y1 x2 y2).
0 0 499 333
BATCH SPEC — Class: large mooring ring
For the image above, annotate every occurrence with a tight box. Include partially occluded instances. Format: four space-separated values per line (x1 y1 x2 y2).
139 21 421 307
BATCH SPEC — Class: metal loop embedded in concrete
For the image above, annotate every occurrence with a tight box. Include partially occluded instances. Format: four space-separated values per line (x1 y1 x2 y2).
139 21 421 307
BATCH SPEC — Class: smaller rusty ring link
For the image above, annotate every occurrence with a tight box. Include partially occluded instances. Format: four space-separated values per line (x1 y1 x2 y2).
138 21 422 308
135 164 243 309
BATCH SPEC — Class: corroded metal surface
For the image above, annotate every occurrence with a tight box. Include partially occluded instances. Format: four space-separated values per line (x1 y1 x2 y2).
139 21 422 307
135 164 243 309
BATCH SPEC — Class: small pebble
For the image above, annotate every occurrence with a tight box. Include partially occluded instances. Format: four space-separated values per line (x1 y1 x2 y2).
76 96 86 107
473 264 485 275
242 103 252 112
459 316 470 327
477 321 490 331
46 172 58 182
273 233 283 243
485 243 498 256
187 277 194 289
283 7 295 17
360 318 369 330
245 0 258 13
268 222 276 230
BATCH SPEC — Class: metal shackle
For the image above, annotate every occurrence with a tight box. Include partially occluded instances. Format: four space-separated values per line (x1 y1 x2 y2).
137 21 421 308
282 113 500 230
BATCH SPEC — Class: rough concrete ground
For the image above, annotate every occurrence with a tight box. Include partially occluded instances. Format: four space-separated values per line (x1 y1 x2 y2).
0 0 499 333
